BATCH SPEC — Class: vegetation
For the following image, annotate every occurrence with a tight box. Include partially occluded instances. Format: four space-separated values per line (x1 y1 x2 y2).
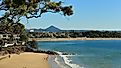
0 0 73 44
19 34 28 42
27 40 38 49
0 0 73 23
0 17 25 34
0 0 73 52
0 39 4 51
28 31 121 38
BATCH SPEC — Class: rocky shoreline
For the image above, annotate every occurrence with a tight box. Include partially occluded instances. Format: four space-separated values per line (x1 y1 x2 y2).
2 37 121 56
0 46 26 56
0 45 59 57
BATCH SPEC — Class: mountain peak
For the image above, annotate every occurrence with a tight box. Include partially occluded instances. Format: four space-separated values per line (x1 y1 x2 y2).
45 25 61 32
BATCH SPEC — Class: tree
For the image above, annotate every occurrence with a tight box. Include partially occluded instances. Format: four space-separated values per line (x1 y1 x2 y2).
0 0 73 50
0 0 73 23
0 17 25 34
9 34 14 42
0 39 4 51
27 40 38 49
20 34 28 42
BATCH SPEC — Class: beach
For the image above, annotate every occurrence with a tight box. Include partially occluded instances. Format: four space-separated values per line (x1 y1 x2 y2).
29 38 121 41
0 52 50 68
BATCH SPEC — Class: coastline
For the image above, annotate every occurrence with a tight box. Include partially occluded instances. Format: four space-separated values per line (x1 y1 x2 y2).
1 38 121 68
0 52 50 68
29 38 121 41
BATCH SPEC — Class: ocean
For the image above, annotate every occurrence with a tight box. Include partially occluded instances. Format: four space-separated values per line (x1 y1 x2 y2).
37 40 121 68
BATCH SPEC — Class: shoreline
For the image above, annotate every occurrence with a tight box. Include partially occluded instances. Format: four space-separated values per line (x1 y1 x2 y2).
48 55 62 68
1 38 121 68
29 38 121 41
0 52 50 68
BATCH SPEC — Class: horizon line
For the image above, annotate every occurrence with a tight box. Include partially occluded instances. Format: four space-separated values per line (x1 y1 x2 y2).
26 28 121 31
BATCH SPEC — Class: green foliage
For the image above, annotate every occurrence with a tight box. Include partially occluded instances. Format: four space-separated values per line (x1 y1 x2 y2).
28 31 121 38
0 39 4 51
9 35 14 42
0 17 25 34
0 0 73 48
0 0 73 23
0 17 28 43
27 40 38 49
20 34 28 42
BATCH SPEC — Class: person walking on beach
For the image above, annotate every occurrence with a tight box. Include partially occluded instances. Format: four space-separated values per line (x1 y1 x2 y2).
8 55 11 58
46 55 48 61
44 55 48 61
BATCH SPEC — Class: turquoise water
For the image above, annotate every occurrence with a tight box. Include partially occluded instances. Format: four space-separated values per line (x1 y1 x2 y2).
37 40 121 68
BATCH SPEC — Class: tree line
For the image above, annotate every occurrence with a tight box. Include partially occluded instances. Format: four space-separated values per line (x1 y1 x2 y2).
28 31 121 38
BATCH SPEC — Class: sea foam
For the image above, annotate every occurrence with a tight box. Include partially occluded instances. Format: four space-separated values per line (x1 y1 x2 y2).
56 51 84 68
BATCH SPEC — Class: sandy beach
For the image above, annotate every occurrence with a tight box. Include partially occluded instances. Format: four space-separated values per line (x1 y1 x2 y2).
29 38 121 41
0 52 50 68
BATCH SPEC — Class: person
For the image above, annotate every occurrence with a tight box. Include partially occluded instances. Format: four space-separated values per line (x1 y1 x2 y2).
8 55 11 58
46 55 49 60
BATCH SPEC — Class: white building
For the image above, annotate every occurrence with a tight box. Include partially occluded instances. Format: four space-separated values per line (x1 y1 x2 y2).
0 32 25 47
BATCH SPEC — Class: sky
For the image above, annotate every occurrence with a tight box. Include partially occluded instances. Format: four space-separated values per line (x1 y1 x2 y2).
1 0 121 30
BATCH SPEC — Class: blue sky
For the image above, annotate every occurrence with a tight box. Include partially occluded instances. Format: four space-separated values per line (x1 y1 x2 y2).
1 0 121 30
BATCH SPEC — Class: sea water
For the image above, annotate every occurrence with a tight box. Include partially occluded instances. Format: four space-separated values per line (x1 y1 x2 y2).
37 40 121 68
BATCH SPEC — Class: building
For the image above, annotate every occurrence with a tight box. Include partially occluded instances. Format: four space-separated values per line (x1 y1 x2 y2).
0 31 25 47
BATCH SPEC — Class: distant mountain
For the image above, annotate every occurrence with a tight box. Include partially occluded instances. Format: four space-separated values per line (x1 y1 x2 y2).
45 25 61 32
26 25 101 33
26 25 61 32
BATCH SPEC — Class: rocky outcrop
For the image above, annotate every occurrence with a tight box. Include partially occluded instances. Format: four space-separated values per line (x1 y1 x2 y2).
25 47 59 55
33 50 59 55
0 45 26 56
0 45 59 56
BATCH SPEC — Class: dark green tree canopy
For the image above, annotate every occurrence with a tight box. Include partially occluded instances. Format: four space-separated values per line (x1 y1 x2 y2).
0 0 73 23
0 17 25 34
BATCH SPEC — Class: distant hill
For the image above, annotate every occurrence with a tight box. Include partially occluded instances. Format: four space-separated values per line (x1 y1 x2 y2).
45 25 61 32
25 25 94 32
26 25 61 32
26 25 118 33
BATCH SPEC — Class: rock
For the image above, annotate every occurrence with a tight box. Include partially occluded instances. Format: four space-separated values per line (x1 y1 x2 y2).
0 45 26 56
32 50 59 55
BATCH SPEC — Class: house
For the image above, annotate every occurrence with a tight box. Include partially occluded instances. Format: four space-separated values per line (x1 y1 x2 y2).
0 31 25 47
0 32 20 40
